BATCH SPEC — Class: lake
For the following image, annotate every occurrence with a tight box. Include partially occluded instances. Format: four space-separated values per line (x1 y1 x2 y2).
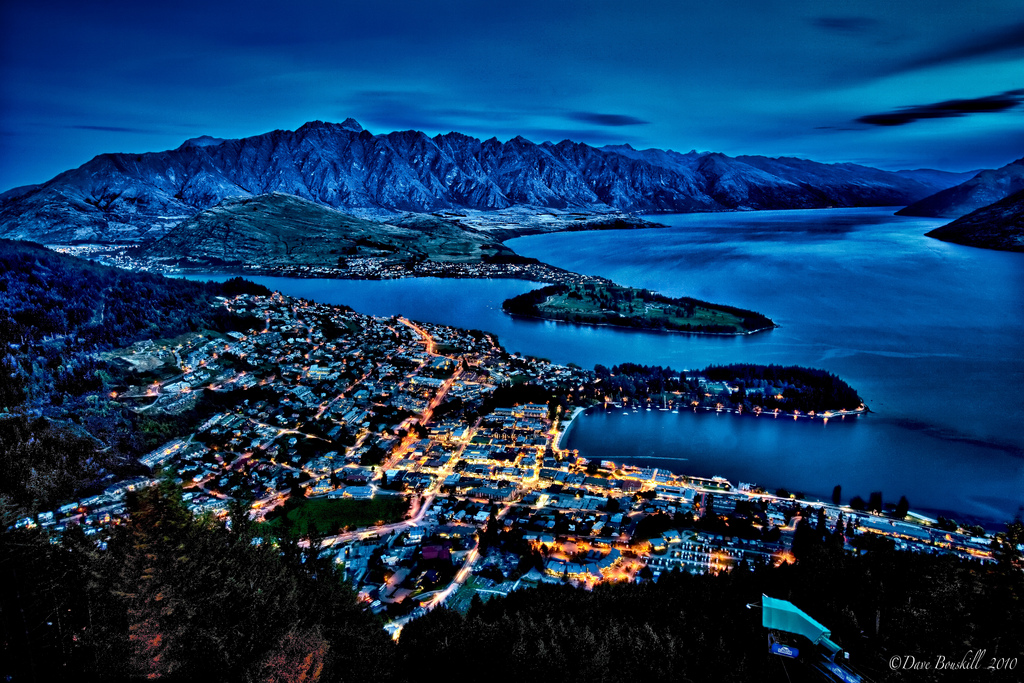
184 208 1024 523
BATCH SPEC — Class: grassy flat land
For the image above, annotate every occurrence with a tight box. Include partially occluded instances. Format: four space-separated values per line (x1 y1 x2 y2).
503 283 774 334
264 495 408 537
142 192 519 268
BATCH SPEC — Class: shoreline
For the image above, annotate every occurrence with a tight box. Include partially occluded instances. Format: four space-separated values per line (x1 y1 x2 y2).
77 250 616 287
583 401 869 423
555 407 586 450
562 404 1006 526
505 310 778 337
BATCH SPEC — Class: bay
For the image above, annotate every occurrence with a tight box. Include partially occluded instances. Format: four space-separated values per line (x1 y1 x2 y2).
183 207 1024 523
509 208 1024 523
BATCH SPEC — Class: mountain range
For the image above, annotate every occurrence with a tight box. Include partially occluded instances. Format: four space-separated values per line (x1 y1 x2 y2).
0 119 973 244
897 156 1024 218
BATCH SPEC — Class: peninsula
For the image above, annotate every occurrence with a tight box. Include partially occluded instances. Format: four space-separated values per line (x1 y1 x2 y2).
502 282 776 335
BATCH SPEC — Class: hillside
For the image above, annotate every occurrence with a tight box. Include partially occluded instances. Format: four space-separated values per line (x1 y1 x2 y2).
925 188 1024 252
140 192 516 268
0 119 969 244
0 240 265 352
897 156 1024 218
0 240 268 508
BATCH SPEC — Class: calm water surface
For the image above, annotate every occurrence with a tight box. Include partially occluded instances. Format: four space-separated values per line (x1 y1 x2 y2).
186 208 1024 522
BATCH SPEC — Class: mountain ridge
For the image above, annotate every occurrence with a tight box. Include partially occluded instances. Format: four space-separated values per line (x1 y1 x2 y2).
925 188 1024 252
896 156 1024 218
0 119 976 243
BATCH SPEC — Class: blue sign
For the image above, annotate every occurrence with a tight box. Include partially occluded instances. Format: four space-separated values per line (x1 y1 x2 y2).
771 643 800 658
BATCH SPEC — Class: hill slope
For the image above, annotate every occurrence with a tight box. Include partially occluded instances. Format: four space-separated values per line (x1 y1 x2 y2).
0 239 268 508
0 119 968 243
140 192 513 267
925 189 1024 252
897 156 1024 218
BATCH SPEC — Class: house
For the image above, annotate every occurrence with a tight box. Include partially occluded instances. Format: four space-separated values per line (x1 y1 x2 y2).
342 485 375 500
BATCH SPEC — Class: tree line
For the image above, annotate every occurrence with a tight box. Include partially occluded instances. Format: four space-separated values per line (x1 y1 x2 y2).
5 482 1020 682
502 283 774 333
593 362 864 413
0 240 269 514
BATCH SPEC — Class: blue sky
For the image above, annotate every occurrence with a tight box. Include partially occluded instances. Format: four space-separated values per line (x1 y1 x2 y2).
1 0 1022 190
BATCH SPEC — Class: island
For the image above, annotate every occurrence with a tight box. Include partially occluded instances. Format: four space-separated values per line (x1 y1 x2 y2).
502 282 776 335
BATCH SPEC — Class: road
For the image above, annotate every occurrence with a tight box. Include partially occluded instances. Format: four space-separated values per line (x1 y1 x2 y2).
304 492 436 549
385 501 513 639
423 502 513 609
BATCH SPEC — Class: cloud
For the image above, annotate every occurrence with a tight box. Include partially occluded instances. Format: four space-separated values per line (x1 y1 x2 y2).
855 90 1024 127
897 20 1024 71
67 124 163 134
518 128 642 146
811 16 879 35
566 112 650 126
341 90 522 134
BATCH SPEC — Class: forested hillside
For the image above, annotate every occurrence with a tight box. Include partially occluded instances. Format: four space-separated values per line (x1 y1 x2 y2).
0 240 264 353
0 240 268 511
593 362 864 413
1 483 396 682
4 485 1021 682
399 530 1023 682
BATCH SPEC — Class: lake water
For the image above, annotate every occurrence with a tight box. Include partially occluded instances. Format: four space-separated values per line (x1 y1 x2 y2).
184 208 1024 523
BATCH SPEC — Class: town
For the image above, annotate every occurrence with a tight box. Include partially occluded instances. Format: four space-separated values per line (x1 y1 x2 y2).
50 243 615 286
14 291 997 636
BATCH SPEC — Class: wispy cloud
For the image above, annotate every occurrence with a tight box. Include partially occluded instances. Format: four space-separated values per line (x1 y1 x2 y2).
341 90 522 134
895 20 1024 72
855 90 1024 127
565 112 650 126
67 124 164 134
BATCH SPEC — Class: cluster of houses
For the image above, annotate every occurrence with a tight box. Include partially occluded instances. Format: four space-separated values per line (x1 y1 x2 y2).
231 256 613 286
14 290 997 626
15 476 156 536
